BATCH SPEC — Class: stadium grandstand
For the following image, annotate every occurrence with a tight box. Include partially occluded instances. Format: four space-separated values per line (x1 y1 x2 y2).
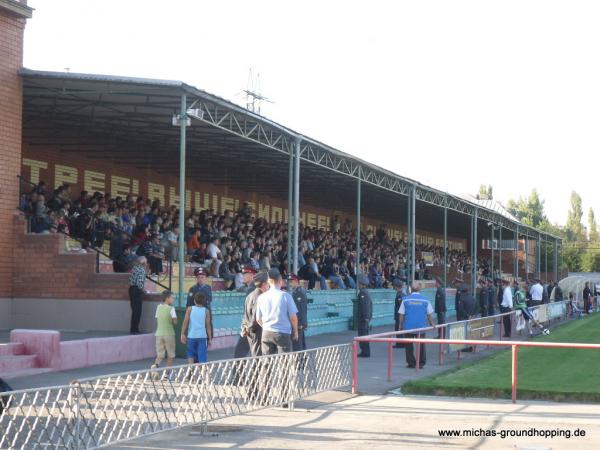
0 0 564 364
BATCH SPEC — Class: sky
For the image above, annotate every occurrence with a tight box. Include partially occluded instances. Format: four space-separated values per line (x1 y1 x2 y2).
22 0 600 226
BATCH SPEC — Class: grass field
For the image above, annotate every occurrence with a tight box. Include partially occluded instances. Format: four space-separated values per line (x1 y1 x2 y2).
402 313 600 402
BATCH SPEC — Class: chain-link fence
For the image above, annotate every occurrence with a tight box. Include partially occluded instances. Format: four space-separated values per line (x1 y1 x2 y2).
0 343 351 449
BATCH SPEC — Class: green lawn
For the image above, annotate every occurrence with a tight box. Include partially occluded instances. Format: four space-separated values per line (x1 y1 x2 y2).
403 313 600 402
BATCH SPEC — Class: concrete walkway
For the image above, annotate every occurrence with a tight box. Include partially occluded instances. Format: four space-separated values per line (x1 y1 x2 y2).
107 393 600 449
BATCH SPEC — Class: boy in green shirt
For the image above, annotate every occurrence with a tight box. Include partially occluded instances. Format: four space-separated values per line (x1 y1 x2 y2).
151 290 178 371
513 281 549 336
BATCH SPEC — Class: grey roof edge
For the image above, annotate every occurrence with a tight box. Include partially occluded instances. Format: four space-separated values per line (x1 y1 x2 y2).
0 0 33 19
19 68 562 241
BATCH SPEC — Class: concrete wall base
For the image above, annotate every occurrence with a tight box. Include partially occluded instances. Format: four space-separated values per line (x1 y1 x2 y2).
1 297 161 333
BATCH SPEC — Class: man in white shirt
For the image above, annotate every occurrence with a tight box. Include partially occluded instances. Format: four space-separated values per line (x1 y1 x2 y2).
500 279 513 338
529 280 543 306
256 268 299 355
207 237 222 260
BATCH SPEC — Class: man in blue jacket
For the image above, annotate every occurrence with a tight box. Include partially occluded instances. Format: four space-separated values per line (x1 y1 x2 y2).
398 281 434 369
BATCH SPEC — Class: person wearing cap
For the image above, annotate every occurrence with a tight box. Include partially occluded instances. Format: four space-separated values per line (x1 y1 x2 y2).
240 272 270 357
256 268 299 355
500 279 513 337
356 273 373 357
128 256 147 334
392 279 405 348
455 282 470 321
151 290 177 372
460 285 477 320
289 274 308 351
478 279 488 317
187 267 212 310
434 277 446 338
236 266 257 294
398 281 434 369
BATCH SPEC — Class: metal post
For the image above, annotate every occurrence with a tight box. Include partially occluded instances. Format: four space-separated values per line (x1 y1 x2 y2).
544 236 548 281
356 177 361 296
411 185 416 284
443 205 447 287
292 136 301 274
352 340 359 394
554 239 558 281
387 342 393 381
287 144 294 275
472 209 478 293
514 225 519 279
511 345 519 403
524 232 528 280
178 94 187 307
535 233 542 280
499 225 502 277
406 187 411 283
491 224 495 280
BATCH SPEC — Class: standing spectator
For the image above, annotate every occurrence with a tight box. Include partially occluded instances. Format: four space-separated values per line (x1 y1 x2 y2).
583 282 592 314
500 279 513 338
187 267 213 310
486 279 496 317
393 279 405 348
553 281 563 301
434 277 446 338
128 257 147 334
289 274 308 351
478 280 488 317
398 281 434 369
181 292 212 363
356 274 373 357
460 285 477 320
529 279 543 307
256 268 299 355
151 290 177 372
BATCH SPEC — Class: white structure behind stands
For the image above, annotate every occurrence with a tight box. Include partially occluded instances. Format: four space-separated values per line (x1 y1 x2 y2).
559 275 600 301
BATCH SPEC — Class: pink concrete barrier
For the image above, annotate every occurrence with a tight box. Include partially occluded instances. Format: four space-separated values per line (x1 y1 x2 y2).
87 334 155 366
10 329 60 368
57 340 89 371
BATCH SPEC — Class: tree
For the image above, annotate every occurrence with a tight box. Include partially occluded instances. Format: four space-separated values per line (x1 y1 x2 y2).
565 191 585 242
506 189 546 227
562 246 583 272
582 251 600 272
477 185 493 200
588 208 599 243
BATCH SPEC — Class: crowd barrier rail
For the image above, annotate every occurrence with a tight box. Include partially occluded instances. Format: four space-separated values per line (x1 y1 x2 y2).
0 343 351 449
353 300 573 398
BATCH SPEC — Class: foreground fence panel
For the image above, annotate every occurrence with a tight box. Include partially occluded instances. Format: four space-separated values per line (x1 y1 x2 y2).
0 344 352 449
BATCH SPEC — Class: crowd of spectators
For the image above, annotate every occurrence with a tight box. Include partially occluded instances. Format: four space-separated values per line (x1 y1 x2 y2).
20 180 484 290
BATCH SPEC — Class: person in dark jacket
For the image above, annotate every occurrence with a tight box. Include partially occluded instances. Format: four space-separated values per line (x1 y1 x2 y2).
434 277 446 338
486 279 496 316
460 286 477 319
393 279 405 347
356 274 373 357
478 280 488 317
583 282 592 314
289 274 308 351
553 282 563 301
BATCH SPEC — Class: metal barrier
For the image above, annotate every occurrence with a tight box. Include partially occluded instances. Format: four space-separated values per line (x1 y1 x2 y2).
352 300 572 396
354 336 600 404
0 344 352 449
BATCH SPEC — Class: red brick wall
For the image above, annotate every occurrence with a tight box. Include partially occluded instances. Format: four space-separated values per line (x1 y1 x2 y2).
0 7 27 297
12 215 129 300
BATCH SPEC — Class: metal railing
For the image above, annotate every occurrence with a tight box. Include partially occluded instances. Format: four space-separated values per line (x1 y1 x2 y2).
352 300 572 395
0 343 352 449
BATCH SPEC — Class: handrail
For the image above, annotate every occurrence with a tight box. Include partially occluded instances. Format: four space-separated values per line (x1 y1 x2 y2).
352 336 600 403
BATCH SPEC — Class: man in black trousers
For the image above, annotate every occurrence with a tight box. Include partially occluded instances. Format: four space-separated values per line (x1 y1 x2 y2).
128 256 147 334
356 274 373 357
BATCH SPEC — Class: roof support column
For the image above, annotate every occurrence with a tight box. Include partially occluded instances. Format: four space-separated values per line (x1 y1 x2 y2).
554 239 558 281
410 185 416 284
472 209 478 293
513 225 519 280
177 94 187 306
535 233 542 280
525 232 529 280
443 204 447 287
499 225 502 278
490 224 495 281
287 142 294 275
355 176 361 296
292 136 301 274
544 236 548 281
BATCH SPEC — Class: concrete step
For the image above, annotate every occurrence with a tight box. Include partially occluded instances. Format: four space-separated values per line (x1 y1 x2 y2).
0 355 38 371
0 367 53 380
0 343 25 357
